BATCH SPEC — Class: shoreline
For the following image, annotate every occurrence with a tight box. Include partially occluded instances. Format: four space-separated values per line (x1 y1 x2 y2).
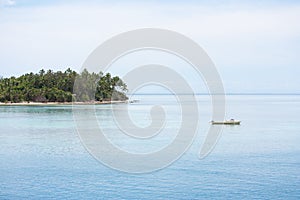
0 100 128 106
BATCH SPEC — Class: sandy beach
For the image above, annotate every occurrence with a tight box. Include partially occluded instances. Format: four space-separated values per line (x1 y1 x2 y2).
0 100 128 106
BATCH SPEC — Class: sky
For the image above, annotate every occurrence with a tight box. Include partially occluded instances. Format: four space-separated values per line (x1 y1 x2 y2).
0 0 299 93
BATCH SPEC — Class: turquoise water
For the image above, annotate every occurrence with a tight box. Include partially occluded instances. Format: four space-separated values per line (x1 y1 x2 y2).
0 95 299 199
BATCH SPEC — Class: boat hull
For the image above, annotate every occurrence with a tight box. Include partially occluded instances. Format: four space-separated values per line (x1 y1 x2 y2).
211 121 241 125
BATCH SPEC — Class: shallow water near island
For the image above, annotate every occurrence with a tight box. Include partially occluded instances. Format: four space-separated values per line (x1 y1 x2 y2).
0 95 299 199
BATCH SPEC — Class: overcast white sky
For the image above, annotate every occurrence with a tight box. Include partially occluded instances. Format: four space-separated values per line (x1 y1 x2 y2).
0 0 299 93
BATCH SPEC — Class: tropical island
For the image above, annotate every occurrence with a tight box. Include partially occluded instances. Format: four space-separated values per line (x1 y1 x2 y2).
0 68 128 104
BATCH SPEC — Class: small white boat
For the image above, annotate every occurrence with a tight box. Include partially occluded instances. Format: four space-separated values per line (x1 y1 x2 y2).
129 99 139 103
211 119 241 125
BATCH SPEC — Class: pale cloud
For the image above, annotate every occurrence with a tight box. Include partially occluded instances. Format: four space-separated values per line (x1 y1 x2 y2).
1 0 16 6
0 1 299 92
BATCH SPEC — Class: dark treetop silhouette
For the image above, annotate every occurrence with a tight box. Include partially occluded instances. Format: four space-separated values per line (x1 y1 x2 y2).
0 68 128 103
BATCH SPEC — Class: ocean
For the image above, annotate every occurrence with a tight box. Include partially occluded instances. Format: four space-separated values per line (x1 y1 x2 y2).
0 95 299 199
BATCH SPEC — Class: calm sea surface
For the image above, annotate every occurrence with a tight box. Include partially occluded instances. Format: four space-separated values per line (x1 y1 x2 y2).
0 95 299 199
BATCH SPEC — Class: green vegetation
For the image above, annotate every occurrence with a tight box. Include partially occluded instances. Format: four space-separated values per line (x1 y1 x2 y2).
0 68 128 103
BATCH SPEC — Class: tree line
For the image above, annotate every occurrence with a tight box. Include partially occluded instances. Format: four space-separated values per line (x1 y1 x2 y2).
0 68 128 103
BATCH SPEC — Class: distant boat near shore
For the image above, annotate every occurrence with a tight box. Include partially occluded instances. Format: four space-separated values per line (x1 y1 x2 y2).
211 119 241 125
129 99 140 103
